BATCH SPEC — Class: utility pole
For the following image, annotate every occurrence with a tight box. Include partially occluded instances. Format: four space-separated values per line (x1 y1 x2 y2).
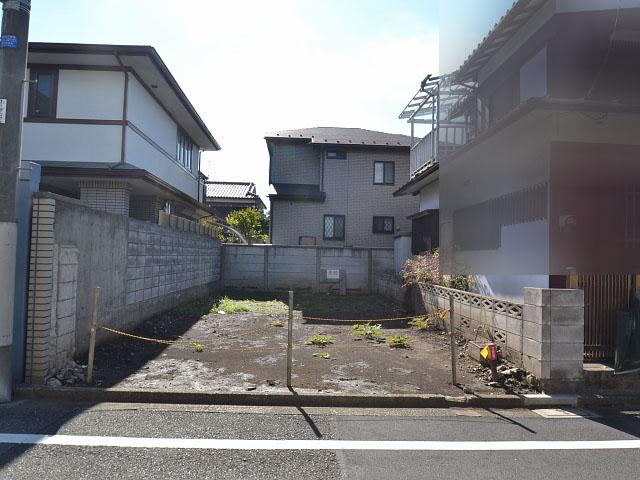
0 0 30 402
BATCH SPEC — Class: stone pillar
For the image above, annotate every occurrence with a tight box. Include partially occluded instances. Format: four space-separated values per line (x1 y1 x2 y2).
79 180 130 216
523 288 584 393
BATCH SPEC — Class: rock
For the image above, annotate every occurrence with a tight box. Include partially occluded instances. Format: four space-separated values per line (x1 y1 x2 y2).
246 384 257 391
46 377 62 387
217 310 226 315
487 381 500 388
462 387 474 394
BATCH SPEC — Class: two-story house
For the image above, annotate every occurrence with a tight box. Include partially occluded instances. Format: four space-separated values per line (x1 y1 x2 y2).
395 0 640 362
266 127 419 247
22 42 220 221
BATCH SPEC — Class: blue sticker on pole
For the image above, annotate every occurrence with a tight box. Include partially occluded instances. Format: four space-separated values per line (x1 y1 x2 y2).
0 35 18 49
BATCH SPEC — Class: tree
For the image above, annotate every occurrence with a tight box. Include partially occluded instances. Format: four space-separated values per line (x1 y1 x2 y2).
225 207 269 244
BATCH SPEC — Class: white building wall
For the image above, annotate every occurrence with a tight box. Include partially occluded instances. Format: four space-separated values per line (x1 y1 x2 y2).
57 70 125 120
418 181 439 211
126 75 179 159
125 75 199 199
21 123 121 164
125 128 198 199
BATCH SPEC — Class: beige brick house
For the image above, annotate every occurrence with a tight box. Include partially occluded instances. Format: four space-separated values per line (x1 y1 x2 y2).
266 127 419 247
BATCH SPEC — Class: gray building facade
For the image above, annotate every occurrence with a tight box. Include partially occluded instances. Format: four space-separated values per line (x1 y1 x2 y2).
267 128 419 247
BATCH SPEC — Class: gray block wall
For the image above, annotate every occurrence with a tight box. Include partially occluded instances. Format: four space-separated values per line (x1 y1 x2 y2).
222 244 394 292
414 283 585 393
25 192 221 383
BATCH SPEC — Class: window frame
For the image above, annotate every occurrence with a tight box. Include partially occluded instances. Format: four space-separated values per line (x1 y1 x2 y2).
326 150 347 160
323 214 345 241
373 161 395 185
176 128 194 172
372 216 395 234
27 68 58 118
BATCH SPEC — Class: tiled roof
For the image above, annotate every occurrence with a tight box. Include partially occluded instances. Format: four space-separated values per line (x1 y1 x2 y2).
205 181 255 199
265 127 412 147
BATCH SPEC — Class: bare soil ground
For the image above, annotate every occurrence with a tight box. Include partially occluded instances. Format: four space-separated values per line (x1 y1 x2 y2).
82 291 511 396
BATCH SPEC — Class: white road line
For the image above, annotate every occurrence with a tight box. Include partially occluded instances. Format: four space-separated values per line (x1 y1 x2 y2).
1 434 640 451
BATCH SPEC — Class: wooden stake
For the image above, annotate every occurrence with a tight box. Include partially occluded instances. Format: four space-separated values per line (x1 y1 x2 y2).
86 287 100 384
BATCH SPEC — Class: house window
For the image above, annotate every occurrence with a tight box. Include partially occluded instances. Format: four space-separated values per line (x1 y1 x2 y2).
373 216 394 234
177 128 194 171
28 70 57 117
323 215 345 241
326 150 346 160
373 161 394 185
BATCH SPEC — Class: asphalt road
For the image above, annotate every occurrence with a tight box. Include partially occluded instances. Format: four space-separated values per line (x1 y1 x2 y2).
0 400 639 479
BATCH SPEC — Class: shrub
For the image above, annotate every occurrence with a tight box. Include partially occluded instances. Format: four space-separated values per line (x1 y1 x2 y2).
410 315 431 331
401 249 440 286
401 248 472 292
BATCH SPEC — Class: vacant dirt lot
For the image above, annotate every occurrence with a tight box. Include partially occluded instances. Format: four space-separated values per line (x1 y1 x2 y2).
84 291 505 396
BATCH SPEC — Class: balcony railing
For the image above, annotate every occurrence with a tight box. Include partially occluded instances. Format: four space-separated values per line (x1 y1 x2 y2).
410 125 470 178
410 132 435 178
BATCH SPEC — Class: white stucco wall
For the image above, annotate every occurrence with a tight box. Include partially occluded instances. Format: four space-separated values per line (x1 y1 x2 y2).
57 70 125 120
127 75 179 159
125 127 198 199
22 123 121 164
419 180 439 211
125 75 199 199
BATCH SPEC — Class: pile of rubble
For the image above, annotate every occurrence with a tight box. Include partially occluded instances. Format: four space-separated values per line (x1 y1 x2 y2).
45 361 86 387
468 362 539 393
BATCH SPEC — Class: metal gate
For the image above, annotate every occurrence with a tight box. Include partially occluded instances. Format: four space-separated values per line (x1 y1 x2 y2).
574 274 633 361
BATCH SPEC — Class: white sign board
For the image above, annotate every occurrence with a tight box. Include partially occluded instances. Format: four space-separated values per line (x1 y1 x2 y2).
326 269 340 281
0 99 6 124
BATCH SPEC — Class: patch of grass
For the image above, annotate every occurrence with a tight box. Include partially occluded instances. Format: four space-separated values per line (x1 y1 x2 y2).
387 335 411 349
213 295 288 315
304 334 334 347
351 323 383 339
192 342 205 353
267 319 284 328
312 352 331 359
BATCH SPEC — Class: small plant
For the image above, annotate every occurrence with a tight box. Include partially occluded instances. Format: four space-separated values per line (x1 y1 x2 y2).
351 323 383 339
312 352 331 359
305 334 334 347
387 335 411 349
192 342 205 353
268 319 284 327
410 315 431 331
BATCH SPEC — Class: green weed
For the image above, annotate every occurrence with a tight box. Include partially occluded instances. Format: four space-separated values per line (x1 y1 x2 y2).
351 323 383 339
304 334 334 347
387 335 411 349
312 352 331 359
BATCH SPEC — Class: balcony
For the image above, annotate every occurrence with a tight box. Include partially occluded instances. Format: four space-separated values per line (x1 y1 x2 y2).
410 132 435 178
410 125 470 178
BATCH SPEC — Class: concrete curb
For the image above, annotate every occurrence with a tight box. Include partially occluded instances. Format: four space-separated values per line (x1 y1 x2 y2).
14 385 525 409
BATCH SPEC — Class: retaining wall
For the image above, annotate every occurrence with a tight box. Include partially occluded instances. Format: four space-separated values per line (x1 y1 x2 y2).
25 192 221 383
222 244 394 292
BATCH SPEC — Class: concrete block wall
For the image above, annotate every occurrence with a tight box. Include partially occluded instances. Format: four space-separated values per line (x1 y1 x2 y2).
222 244 394 292
522 288 584 392
25 192 221 383
414 283 585 393
125 220 220 305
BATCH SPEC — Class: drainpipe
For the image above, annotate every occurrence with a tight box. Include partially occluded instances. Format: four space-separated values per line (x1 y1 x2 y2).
113 52 129 167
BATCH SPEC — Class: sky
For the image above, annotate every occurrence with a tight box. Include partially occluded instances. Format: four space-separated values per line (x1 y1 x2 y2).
26 0 511 206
